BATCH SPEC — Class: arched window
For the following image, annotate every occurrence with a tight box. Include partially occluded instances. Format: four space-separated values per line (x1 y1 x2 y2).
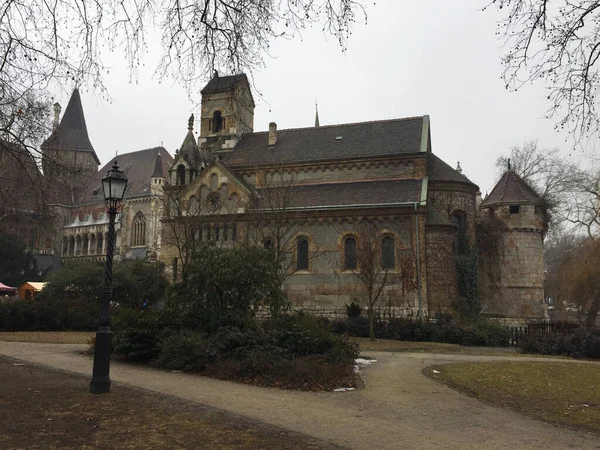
344 236 357 270
381 236 395 270
212 110 223 132
451 211 467 254
296 237 309 271
188 196 199 214
176 165 186 185
96 233 103 253
132 212 146 246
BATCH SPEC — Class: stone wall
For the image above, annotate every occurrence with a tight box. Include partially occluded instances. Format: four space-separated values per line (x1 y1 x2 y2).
427 182 477 246
478 209 547 320
425 225 457 314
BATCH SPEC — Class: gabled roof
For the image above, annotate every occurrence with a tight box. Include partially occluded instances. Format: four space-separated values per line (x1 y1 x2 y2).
41 89 100 165
480 170 543 208
255 179 423 210
427 153 477 187
225 117 426 167
80 147 173 203
201 73 249 94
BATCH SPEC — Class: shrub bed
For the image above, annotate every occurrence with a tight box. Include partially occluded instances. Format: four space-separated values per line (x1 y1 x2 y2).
0 298 98 332
519 328 600 359
332 316 511 347
111 311 360 391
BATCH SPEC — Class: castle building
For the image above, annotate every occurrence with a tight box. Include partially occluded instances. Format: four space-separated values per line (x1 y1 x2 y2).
1 75 548 321
160 72 545 320
5 89 174 266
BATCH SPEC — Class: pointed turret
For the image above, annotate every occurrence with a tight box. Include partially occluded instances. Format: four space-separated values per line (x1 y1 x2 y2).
152 148 165 178
479 170 543 208
455 161 462 174
315 102 320 128
169 115 204 186
42 88 100 165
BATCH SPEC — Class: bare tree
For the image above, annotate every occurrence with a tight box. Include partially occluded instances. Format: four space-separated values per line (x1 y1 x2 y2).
351 223 392 341
495 141 571 231
562 164 600 237
246 169 319 284
487 0 600 142
161 179 244 276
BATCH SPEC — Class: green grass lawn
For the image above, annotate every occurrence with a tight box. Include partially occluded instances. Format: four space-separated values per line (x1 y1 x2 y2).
427 361 600 433
0 331 93 344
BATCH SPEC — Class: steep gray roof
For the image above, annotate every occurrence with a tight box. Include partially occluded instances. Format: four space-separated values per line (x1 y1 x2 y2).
480 170 543 207
427 153 477 187
255 179 423 210
152 150 165 178
41 89 100 165
82 147 173 203
174 115 203 169
225 117 426 167
201 73 249 94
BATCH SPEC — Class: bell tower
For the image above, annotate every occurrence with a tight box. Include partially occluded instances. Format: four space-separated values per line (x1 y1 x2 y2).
198 72 254 158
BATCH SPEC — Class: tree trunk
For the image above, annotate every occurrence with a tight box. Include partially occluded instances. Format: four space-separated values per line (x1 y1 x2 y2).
585 294 600 329
368 307 375 341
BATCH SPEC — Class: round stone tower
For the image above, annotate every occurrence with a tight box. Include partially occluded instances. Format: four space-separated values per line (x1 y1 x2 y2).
478 169 548 322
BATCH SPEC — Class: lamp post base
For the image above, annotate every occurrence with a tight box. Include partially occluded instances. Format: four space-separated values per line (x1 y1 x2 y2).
90 327 112 394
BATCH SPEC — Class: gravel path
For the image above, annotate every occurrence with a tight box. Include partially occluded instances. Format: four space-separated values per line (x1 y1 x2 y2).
0 341 598 450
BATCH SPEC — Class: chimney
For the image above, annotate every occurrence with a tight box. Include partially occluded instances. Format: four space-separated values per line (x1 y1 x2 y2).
53 102 61 130
268 122 277 146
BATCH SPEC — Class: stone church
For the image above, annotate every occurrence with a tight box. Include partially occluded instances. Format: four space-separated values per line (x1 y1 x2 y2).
159 72 548 322
0 73 547 322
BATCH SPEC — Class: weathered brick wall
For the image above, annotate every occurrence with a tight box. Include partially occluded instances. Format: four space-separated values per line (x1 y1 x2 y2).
281 218 424 315
425 226 457 314
427 183 477 245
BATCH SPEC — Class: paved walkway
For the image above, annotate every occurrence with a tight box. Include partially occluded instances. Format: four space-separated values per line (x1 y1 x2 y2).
1 341 599 450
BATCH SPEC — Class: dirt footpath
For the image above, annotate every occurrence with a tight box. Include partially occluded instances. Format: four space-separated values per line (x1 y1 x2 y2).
0 341 598 450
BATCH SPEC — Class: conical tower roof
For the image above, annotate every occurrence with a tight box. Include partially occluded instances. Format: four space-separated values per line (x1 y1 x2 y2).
176 114 203 168
41 89 100 164
480 170 543 208
152 149 164 178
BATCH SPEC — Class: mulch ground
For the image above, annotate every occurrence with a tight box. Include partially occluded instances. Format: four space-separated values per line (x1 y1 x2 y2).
0 356 343 450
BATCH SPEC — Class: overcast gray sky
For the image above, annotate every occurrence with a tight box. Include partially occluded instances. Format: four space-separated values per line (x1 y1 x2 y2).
52 0 575 195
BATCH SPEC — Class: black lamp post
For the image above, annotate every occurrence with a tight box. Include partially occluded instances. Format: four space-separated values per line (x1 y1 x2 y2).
90 161 128 394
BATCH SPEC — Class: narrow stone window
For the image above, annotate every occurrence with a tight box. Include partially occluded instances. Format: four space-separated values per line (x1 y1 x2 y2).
509 205 520 214
212 110 222 132
264 238 273 250
223 225 228 241
215 226 220 241
173 258 178 281
381 236 395 270
132 212 146 246
344 236 357 270
232 224 237 241
296 237 309 271
176 164 186 185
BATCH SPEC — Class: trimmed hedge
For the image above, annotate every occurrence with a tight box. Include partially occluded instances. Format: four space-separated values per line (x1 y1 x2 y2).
520 328 600 359
332 316 511 347
0 298 98 331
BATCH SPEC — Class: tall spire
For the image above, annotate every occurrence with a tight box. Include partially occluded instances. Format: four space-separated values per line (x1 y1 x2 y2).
456 161 462 174
315 100 320 128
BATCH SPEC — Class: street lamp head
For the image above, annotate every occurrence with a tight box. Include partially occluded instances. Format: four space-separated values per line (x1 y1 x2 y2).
102 160 128 208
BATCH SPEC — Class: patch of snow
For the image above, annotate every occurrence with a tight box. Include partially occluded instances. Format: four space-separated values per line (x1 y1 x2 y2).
432 369 441 374
355 358 377 365
333 387 356 392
